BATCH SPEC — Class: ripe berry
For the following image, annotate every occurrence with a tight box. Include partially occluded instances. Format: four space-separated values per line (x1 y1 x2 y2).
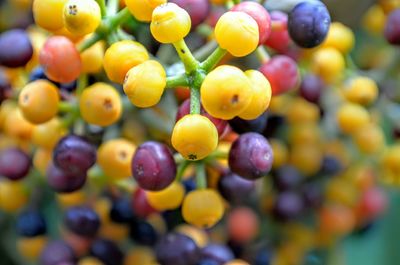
123 60 166 108
129 220 158 246
79 82 122 127
288 1 331 48
47 163 87 193
336 103 370 135
259 55 299 96
64 206 100 237
182 189 224 228
132 141 176 191
155 232 201 265
39 36 82 83
53 135 97 174
227 207 259 243
32 118 66 150
63 0 101 36
16 210 47 237
171 114 218 161
40 240 77 265
229 112 268 134
125 0 167 22
229 132 273 180
0 148 31 181
110 197 135 224
150 3 191 44
264 11 290 52
201 244 234 265
272 165 302 191
170 0 210 28
273 191 304 221
146 182 185 211
0 180 28 213
90 238 124 265
299 74 324 104
321 22 355 54
343 76 378 106
201 65 252 120
231 1 271 44
311 47 345 84
19 80 60 124
218 171 255 204
33 0 68 31
215 11 259 57
0 29 33 68
384 9 400 45
132 188 156 218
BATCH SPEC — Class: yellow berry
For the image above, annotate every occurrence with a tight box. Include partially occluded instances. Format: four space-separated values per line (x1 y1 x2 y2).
79 82 122 126
125 0 166 22
19 80 60 124
171 114 218 161
286 98 320 125
57 190 86 208
32 118 66 149
290 144 323 176
80 40 105 74
150 3 191 44
0 180 28 212
362 5 386 35
63 0 101 36
124 247 158 265
33 0 68 31
215 11 259 57
4 108 35 141
175 225 209 248
321 22 355 54
353 124 385 154
17 236 47 260
103 40 149 84
33 148 52 176
311 47 345 84
336 103 370 135
182 189 224 228
201 65 252 120
146 182 185 211
123 60 166 107
270 139 288 169
97 138 136 180
238 70 271 120
343 76 378 106
78 257 104 265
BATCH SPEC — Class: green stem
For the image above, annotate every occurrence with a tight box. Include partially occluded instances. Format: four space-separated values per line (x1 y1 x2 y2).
226 0 234 9
117 28 134 41
232 0 240 4
195 162 207 189
201 46 227 73
172 39 200 74
256 46 270 64
345 54 358 71
76 74 88 96
108 7 132 30
78 33 102 53
193 40 218 62
166 74 189 88
58 101 76 113
95 0 107 17
190 86 201 114
107 0 119 16
176 160 190 182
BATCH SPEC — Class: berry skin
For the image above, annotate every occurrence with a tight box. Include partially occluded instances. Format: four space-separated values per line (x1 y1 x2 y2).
110 198 135 224
17 236 48 260
353 124 385 154
336 103 370 135
33 0 68 31
98 138 135 181
231 1 271 44
215 11 259 57
64 206 100 237
171 114 218 161
299 74 324 104
47 163 87 193
0 148 31 181
32 118 66 150
321 22 355 54
123 60 166 108
311 47 345 84
227 207 259 243
39 36 82 83
272 165 302 191
201 65 252 120
79 82 122 127
125 0 167 22
103 40 149 84
90 238 124 265
40 240 77 265
343 76 378 106
259 55 299 96
229 132 273 180
3 108 35 141
132 188 156 218
63 0 101 36
238 70 271 120
229 112 268 134
0 29 33 68
170 0 210 28
16 210 47 237
384 9 400 45
218 171 255 204
288 1 331 48
264 11 290 52
19 80 60 124
182 189 224 228
150 3 191 44
155 232 201 265
201 244 234 265
0 180 28 213
273 191 304 221
290 144 323 176
53 135 97 174
146 182 185 211
132 141 176 191
80 40 105 74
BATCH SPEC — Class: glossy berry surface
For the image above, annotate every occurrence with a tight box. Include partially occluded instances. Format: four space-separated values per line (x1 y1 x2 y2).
288 1 331 48
16 210 47 237
0 29 33 68
384 9 400 45
264 11 290 52
0 148 31 181
132 141 176 191
201 243 234 265
64 206 100 237
229 132 273 180
47 163 87 193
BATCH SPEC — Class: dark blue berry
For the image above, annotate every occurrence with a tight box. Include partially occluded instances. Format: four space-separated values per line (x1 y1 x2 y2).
16 210 47 237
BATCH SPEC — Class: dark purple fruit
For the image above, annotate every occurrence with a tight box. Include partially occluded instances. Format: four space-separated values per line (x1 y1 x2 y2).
90 238 124 265
0 148 30 181
47 163 87 193
218 171 255 204
40 240 77 265
229 133 273 180
155 232 200 265
299 74 324 104
132 141 176 191
0 70 11 103
384 9 400 45
53 135 96 174
288 1 331 48
64 206 100 237
0 29 33 68
129 220 158 246
110 198 135 224
229 112 268 134
170 0 210 28
16 210 47 237
272 165 302 191
273 191 304 221
301 183 323 209
201 243 235 265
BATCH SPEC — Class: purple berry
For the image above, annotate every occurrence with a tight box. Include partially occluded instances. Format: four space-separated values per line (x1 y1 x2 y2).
16 210 47 237
201 244 235 265
218 171 255 203
170 0 210 28
299 74 324 104
272 165 302 191
0 148 31 181
40 240 77 265
0 29 33 68
273 191 304 221
47 163 87 193
132 141 176 191
64 206 100 237
90 238 124 265
385 9 400 45
229 133 273 180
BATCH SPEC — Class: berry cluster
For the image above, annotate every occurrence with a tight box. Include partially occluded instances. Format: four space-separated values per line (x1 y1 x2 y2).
0 0 399 264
